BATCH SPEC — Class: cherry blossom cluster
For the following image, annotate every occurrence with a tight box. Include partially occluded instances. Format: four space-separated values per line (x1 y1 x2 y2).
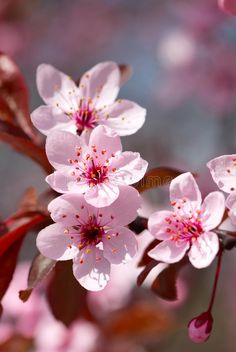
31 61 148 291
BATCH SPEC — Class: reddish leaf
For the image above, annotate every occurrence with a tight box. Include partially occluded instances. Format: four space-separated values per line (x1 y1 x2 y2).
19 253 56 302
0 214 48 257
151 260 187 301
137 259 159 287
0 53 36 139
0 120 52 174
138 239 160 267
0 335 33 352
46 261 88 327
128 216 148 234
0 238 24 317
135 167 183 193
118 64 133 86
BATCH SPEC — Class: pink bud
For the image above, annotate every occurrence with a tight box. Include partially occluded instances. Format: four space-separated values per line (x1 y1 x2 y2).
218 0 236 15
188 312 213 343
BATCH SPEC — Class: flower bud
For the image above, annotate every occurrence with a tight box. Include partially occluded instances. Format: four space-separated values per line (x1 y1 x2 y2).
188 312 213 343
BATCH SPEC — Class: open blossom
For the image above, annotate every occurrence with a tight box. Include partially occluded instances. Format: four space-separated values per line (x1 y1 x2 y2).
31 61 146 136
147 173 225 268
46 125 148 207
36 187 140 291
207 155 236 225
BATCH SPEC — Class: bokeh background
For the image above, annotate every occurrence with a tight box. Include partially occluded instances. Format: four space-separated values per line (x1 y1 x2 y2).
1 0 236 351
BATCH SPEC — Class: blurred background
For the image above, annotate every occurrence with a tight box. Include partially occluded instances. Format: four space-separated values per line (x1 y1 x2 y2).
1 0 236 351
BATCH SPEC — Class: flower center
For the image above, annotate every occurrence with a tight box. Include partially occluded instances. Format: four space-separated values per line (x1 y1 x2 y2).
65 215 105 250
73 100 97 135
165 214 203 243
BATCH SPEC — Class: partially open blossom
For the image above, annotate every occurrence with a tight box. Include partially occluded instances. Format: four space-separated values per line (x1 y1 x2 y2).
36 187 140 291
207 155 236 225
31 62 146 136
46 125 148 207
188 312 213 343
219 0 236 15
147 173 225 268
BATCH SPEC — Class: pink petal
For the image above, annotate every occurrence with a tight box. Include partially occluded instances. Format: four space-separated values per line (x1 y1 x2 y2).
219 0 236 15
36 223 78 260
170 172 202 214
36 63 78 105
148 240 189 264
84 183 120 207
111 151 148 185
103 226 138 264
89 125 122 161
226 191 236 226
148 210 176 240
73 248 110 291
188 232 219 268
98 185 141 227
31 105 70 136
46 130 85 169
207 155 236 193
201 192 225 231
46 171 85 194
48 193 93 225
79 61 120 109
97 99 146 136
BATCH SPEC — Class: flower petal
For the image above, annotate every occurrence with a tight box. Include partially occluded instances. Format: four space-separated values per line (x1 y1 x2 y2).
84 183 120 208
148 210 176 240
46 130 85 169
46 170 89 194
48 193 93 225
188 232 219 269
226 191 236 226
201 192 225 231
219 0 236 15
207 155 236 193
89 125 122 161
36 223 78 261
97 99 146 136
148 240 189 264
103 226 138 264
98 185 141 227
79 62 120 108
36 63 78 106
111 151 148 185
170 172 202 214
73 248 110 291
31 105 71 136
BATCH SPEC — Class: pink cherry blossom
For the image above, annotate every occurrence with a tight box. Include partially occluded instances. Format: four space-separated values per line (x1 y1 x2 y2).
147 173 225 268
31 62 146 136
36 187 140 291
219 0 236 15
45 125 148 207
207 154 236 225
188 312 213 343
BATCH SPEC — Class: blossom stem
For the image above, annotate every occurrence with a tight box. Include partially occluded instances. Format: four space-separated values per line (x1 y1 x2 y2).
207 247 223 313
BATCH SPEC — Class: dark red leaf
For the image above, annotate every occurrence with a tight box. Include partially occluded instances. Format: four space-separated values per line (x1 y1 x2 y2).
138 239 160 267
46 261 88 326
0 53 36 139
0 120 52 174
151 260 187 301
0 238 24 317
19 253 56 302
137 259 159 287
135 167 184 193
0 214 48 257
